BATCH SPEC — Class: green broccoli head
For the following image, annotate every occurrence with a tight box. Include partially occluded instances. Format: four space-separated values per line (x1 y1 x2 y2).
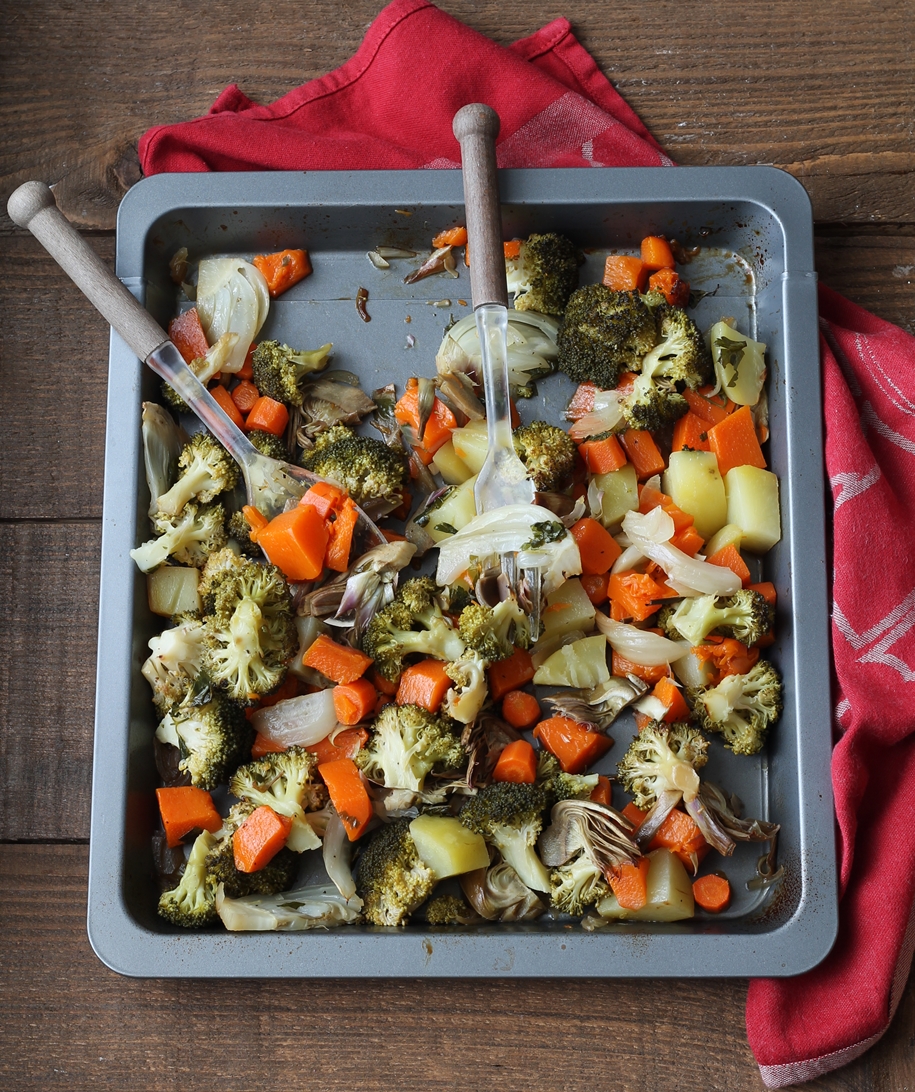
201 555 297 703
225 509 262 557
154 690 254 789
442 652 489 725
299 425 405 508
250 339 333 406
459 781 552 892
424 893 478 925
512 420 577 492
641 304 713 389
155 432 239 517
505 232 582 316
616 721 709 809
203 803 299 899
457 599 531 663
689 661 783 756
157 829 220 928
549 851 610 916
556 285 657 389
354 817 437 926
536 752 600 802
247 428 289 461
660 589 773 648
361 576 467 682
354 702 466 795
229 746 327 852
141 614 209 713
620 372 689 431
131 501 228 573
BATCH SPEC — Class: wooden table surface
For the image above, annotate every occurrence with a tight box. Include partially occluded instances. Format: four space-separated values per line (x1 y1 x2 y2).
2 1 913 1088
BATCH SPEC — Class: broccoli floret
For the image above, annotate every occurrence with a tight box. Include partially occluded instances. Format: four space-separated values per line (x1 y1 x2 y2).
424 894 478 925
512 420 577 492
158 829 220 928
354 817 437 926
361 576 467 681
247 428 289 461
619 372 689 431
299 424 405 508
204 803 299 898
458 599 531 662
200 554 297 703
459 781 552 892
536 752 600 802
505 232 582 316
549 852 610 916
616 721 709 810
354 702 466 796
641 304 713 390
155 432 238 517
225 509 262 557
142 614 208 713
250 339 333 406
689 661 783 756
155 690 253 789
556 285 657 389
442 653 490 725
131 501 228 573
659 589 773 648
229 746 327 852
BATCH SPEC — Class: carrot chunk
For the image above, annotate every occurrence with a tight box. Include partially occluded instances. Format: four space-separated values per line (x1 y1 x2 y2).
233 805 293 872
487 646 535 702
252 249 313 298
578 433 627 475
570 517 623 575
708 404 767 477
256 503 329 582
208 383 245 430
589 775 613 807
299 481 346 521
318 757 373 841
230 378 260 415
648 807 710 873
244 395 289 436
395 659 453 712
332 677 378 725
500 689 542 730
671 411 711 453
306 727 369 764
609 856 650 910
325 497 359 573
155 786 223 849
705 543 752 587
533 716 613 774
619 429 666 479
692 872 732 913
394 387 457 458
602 254 648 292
301 633 373 684
432 226 468 248
492 738 538 784
168 308 210 365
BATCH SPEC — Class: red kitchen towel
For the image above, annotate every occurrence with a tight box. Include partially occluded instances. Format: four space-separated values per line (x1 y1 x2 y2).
139 2 915 1084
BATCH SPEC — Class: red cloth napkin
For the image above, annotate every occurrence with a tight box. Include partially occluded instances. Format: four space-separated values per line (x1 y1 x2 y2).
139 3 915 1084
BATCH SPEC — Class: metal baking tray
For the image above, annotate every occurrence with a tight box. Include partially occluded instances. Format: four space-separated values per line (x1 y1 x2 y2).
87 167 837 977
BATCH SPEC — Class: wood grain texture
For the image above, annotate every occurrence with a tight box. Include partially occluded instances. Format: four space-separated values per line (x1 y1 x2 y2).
2 0 913 228
0 523 98 841
0 845 912 1092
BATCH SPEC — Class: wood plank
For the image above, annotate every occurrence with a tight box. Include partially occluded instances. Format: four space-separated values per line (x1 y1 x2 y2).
0 843 911 1092
0 523 98 841
2 0 913 229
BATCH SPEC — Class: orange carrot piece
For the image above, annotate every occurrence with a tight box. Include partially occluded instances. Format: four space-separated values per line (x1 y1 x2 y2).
611 650 671 685
693 637 759 682
638 484 695 533
569 517 623 575
230 378 261 415
325 496 359 573
621 802 647 828
683 387 737 425
670 524 705 558
706 543 752 587
395 658 453 712
602 255 648 292
244 395 289 437
500 690 542 731
671 411 711 453
256 503 329 582
692 872 732 913
394 387 457 457
432 225 468 248
609 856 650 910
640 235 676 271
371 668 399 697
301 632 373 684
533 716 613 774
487 646 535 702
607 571 667 622
647 267 690 306
237 343 256 380
318 757 374 840
233 805 293 872
155 786 223 849
580 572 610 606
589 774 613 807
708 404 767 477
252 249 313 298
299 480 347 521
566 382 598 421
620 429 666 479
168 308 210 365
251 732 288 758
578 433 628 475
332 677 378 725
306 726 369 764
241 504 269 543
651 675 692 723
503 239 523 259
492 738 538 784
208 383 245 429
647 807 709 873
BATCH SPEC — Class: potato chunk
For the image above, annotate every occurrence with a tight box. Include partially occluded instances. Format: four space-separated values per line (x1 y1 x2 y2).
596 849 695 922
592 463 639 529
662 450 727 540
409 815 490 879
725 465 781 553
533 634 610 689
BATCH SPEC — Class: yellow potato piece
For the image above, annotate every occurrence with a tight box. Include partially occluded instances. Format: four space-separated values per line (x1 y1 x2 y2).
662 450 727 540
409 815 491 879
725 465 781 553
